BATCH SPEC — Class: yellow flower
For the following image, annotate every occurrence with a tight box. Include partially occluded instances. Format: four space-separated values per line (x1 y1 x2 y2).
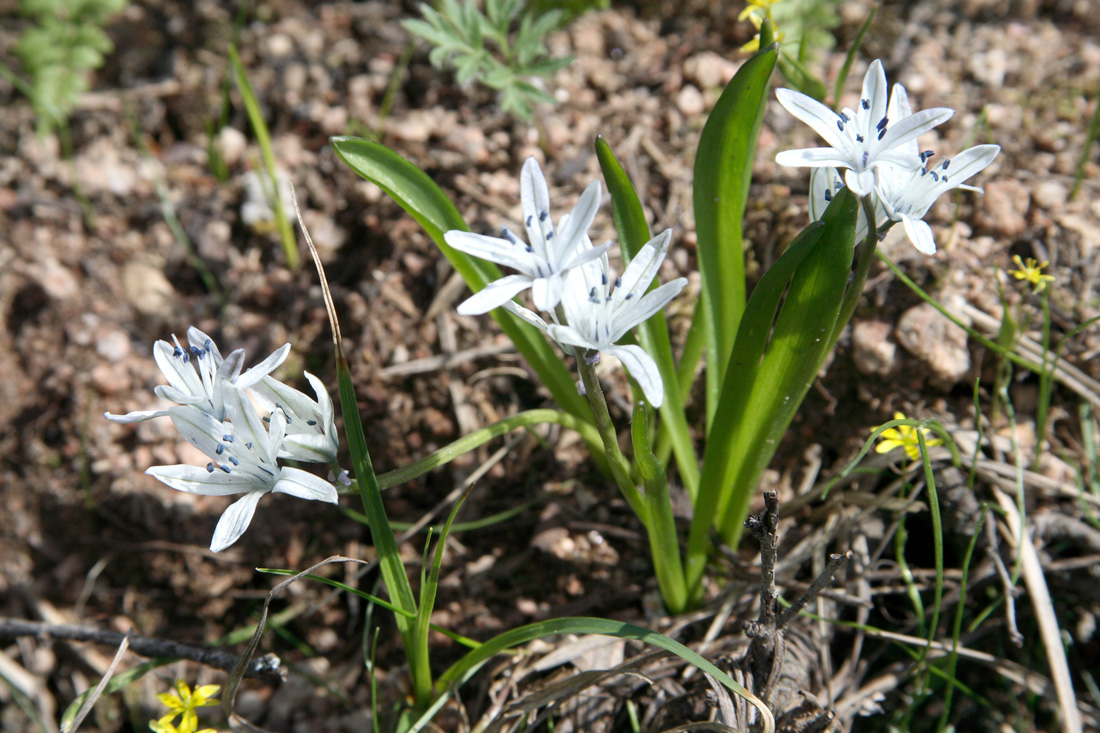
155 680 220 733
739 0 784 52
875 412 943 461
1009 255 1054 293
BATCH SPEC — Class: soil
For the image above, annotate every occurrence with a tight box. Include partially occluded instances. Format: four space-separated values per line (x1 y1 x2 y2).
2 0 1100 731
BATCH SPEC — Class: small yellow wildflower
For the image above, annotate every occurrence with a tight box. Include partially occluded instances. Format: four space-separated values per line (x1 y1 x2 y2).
149 719 216 733
1009 255 1054 293
875 412 943 461
155 680 220 733
739 0 784 52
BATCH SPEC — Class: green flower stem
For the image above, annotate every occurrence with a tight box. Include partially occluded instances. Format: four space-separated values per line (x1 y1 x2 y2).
632 402 688 614
829 193 879 350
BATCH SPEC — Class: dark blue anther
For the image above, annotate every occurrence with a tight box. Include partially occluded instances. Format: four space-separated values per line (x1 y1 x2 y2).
840 111 850 122
837 119 845 132
204 339 213 352
526 215 532 227
189 346 203 360
307 419 317 426
824 190 833 202
876 116 888 130
245 442 253 449
862 151 869 167
861 99 870 110
930 171 940 182
219 464 231 473
263 415 270 423
223 434 234 442
624 293 633 300
216 444 224 455
942 158 950 170
920 150 934 162
856 134 864 143
877 129 886 140
173 346 184 359
539 211 548 222
614 277 622 288
207 463 216 473
942 175 949 183
525 245 534 253
601 273 608 285
228 456 239 466
503 228 517 244
546 232 554 240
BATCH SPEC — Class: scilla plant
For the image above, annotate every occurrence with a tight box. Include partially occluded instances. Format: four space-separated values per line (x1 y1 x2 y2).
331 28 999 612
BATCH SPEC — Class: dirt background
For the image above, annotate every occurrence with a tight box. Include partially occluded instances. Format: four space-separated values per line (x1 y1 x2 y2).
2 0 1100 731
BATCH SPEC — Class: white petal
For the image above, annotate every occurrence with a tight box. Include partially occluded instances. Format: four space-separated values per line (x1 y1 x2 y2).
531 272 564 312
444 231 534 274
146 464 256 495
605 344 664 408
941 144 1000 185
859 60 889 138
901 214 937 255
610 278 687 343
845 168 876 197
169 406 229 460
303 371 335 429
273 466 339 503
279 433 338 463
775 147 852 169
775 88 852 154
873 107 954 155
457 274 534 315
617 229 671 297
237 343 291 389
187 327 222 362
502 301 551 332
210 491 265 552
153 339 204 401
886 83 918 158
552 180 601 264
546 324 601 352
104 408 171 423
520 157 552 242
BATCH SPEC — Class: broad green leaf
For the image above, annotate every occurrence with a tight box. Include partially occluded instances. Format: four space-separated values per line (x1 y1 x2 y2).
686 189 856 599
715 188 857 544
693 43 777 433
329 138 596 440
596 136 699 499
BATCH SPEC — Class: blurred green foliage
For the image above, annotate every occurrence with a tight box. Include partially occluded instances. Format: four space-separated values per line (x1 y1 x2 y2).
12 0 128 135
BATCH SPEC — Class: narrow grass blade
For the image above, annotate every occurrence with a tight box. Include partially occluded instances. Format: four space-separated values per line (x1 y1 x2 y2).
596 136 699 498
227 44 298 268
693 44 777 432
436 616 775 731
833 4 877 109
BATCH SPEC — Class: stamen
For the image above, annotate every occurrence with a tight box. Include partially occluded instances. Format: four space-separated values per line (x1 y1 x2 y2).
837 119 845 132
219 464 231 473
824 190 833 202
245 442 253 449
876 116 888 130
877 129 886 141
546 232 554 240
216 444 224 455
614 277 622 288
861 99 870 110
260 466 275 477
856 134 864 143
307 419 318 426
502 227 517 244
539 211 548 222
941 158 950 170
189 346 203 360
624 293 633 300
525 245 534 253
840 111 850 123
223 434 234 442
929 171 940 182
601 273 608 285
862 151 869 167
207 463 216 473
526 215 532 227
920 150 934 162
228 456 239 466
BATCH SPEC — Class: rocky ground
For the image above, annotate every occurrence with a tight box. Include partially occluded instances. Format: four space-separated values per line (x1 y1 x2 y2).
2 0 1100 731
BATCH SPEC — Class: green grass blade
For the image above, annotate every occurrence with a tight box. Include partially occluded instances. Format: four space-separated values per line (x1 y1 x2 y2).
693 44 777 432
329 137 593 429
596 136 699 498
227 44 298 268
833 4 877 109
436 616 772 726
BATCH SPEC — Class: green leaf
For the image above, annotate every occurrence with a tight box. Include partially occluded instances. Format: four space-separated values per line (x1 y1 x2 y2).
692 43 777 433
328 137 598 443
595 136 699 499
686 188 857 599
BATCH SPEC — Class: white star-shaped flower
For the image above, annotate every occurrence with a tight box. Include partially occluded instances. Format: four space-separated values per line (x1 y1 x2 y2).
874 144 1001 254
147 386 338 552
775 59 954 196
251 371 339 464
506 229 687 407
445 157 611 314
104 326 289 424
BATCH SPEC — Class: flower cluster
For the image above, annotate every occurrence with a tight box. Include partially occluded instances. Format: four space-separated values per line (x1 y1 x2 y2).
777 59 1000 255
106 327 340 552
446 158 686 407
